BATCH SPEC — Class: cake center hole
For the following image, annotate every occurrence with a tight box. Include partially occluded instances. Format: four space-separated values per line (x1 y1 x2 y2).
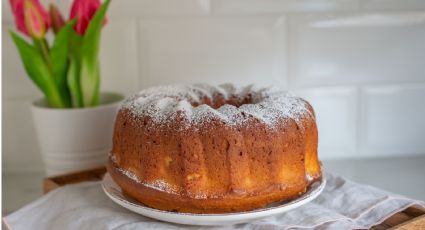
191 94 254 109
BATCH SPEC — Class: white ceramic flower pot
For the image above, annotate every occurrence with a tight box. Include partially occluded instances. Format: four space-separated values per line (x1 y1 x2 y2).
31 92 125 176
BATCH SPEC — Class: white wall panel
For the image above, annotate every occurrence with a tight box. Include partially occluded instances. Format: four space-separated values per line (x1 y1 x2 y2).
360 84 425 156
212 0 359 14
359 0 425 11
288 12 425 87
2 100 44 172
110 0 210 18
100 20 139 96
138 17 286 89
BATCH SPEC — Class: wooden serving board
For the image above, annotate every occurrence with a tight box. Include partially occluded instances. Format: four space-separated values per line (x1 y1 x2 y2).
43 167 425 230
43 167 106 193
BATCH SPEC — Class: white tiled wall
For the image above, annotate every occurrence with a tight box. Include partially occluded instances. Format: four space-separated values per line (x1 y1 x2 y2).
288 12 425 87
100 20 139 95
360 84 425 157
211 0 360 14
138 17 286 88
3 0 425 172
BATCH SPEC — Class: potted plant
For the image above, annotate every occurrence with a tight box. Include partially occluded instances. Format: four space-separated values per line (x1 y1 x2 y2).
9 0 124 176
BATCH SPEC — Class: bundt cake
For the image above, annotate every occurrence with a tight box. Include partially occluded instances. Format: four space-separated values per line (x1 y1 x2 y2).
107 83 321 213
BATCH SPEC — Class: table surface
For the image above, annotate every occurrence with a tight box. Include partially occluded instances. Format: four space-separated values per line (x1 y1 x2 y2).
3 155 425 215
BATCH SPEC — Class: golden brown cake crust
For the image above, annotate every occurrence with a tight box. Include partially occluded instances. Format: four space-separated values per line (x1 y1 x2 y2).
108 159 307 213
108 84 321 213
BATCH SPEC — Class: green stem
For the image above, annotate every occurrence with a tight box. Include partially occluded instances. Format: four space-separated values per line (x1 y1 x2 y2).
32 38 67 108
46 88 67 108
33 38 53 73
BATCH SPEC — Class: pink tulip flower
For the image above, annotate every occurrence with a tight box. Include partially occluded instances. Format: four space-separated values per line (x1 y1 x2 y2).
69 0 106 35
9 0 50 38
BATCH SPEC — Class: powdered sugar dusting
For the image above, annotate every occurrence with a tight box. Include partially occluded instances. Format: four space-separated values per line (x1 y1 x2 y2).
117 167 141 183
110 154 118 164
122 83 313 129
142 179 178 194
116 165 178 194
192 193 208 199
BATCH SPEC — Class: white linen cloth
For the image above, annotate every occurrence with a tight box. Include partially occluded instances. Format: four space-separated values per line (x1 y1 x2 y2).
4 173 425 230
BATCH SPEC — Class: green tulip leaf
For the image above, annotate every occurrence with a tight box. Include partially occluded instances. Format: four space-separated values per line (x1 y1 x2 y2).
50 20 76 106
67 56 83 108
67 32 84 107
80 0 111 107
9 31 66 108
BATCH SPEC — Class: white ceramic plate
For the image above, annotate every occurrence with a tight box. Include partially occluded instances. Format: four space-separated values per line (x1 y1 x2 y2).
102 173 326 226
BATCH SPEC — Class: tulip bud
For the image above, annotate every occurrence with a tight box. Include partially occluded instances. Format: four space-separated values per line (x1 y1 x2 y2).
69 0 106 35
23 0 48 38
49 4 65 34
9 0 50 37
